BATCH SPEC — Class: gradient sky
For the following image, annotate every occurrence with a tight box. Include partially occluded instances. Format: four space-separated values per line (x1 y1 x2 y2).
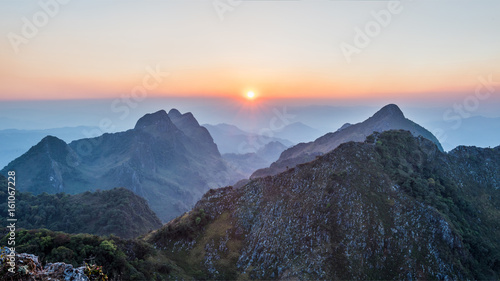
1 0 499 103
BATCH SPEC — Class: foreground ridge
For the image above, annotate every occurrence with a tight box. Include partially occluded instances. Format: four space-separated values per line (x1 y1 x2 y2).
148 130 500 280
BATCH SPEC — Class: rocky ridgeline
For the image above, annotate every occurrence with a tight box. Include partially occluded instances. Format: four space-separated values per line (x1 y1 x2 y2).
148 130 500 280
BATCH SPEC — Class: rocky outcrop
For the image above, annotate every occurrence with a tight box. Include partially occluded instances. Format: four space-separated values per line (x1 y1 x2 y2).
0 247 89 281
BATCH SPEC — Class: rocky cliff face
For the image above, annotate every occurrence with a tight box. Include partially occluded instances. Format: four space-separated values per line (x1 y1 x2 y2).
148 130 500 280
1 109 241 222
252 104 444 178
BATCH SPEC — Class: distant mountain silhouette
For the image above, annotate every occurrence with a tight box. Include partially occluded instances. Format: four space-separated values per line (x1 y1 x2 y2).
272 121 322 144
0 126 99 168
256 141 288 162
425 116 500 151
252 104 443 178
204 123 293 154
1 110 240 222
337 122 352 131
223 141 288 178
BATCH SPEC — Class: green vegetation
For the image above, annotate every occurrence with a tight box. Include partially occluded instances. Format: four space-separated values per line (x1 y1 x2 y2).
0 187 162 239
84 263 109 281
150 208 209 242
0 229 187 280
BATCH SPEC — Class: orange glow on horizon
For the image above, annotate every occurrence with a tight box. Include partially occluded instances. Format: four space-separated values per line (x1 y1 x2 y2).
1 63 497 102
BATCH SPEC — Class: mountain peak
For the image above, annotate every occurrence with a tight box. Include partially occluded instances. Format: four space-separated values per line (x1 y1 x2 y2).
168 108 182 118
36 135 71 154
337 123 352 132
170 111 199 126
40 135 66 145
372 104 405 120
168 110 220 157
134 110 175 131
168 109 202 128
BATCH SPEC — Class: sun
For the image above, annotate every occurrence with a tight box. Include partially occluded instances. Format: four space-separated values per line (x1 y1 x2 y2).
246 91 256 99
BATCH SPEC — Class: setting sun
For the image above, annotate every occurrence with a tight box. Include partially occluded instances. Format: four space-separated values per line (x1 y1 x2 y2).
246 91 256 99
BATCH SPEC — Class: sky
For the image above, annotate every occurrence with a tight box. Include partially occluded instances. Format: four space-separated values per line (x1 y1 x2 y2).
1 0 499 104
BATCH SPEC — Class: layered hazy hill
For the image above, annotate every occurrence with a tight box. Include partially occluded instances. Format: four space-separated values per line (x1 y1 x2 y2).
424 115 500 151
252 104 444 178
204 123 293 154
147 130 500 280
223 141 289 178
272 121 322 144
204 123 291 178
1 109 241 222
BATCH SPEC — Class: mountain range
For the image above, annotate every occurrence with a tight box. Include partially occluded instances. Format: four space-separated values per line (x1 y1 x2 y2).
1 109 241 222
1 103 499 280
0 104 448 223
252 104 444 178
